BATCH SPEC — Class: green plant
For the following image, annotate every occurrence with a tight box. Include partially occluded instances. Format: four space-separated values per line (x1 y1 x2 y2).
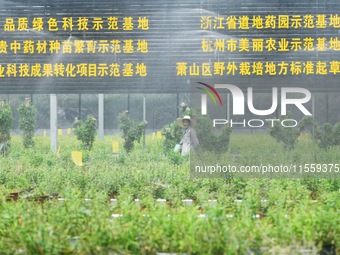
118 111 147 152
315 123 336 150
196 115 232 153
269 115 313 150
161 121 183 153
179 101 191 116
0 135 339 254
168 150 188 165
73 115 97 150
0 101 12 156
304 120 340 150
333 122 340 145
18 100 36 148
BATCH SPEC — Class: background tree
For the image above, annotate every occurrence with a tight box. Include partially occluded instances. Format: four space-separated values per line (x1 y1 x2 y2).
18 99 36 148
118 111 147 153
73 115 97 150
0 100 12 155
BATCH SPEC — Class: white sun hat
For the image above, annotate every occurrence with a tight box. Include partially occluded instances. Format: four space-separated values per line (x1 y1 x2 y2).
176 115 196 128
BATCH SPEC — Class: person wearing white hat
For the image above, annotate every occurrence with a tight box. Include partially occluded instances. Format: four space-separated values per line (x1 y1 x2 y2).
176 115 199 156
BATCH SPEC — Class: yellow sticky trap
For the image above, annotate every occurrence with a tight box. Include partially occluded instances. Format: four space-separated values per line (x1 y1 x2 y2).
58 129 63 136
71 151 83 167
304 133 310 141
67 128 71 135
43 130 46 137
152 132 156 140
56 146 61 157
157 131 162 140
112 141 119 153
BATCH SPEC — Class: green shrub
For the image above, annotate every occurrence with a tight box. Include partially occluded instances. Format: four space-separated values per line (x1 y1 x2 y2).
196 115 232 153
118 111 147 152
18 100 36 148
161 102 200 154
73 115 97 150
161 121 183 153
0 101 12 155
315 122 339 150
269 115 314 150
168 150 188 165
333 122 340 145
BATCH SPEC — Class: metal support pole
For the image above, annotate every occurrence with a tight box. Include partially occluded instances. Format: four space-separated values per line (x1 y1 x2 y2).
78 94 81 119
152 95 155 132
326 93 329 123
50 94 58 152
312 93 315 146
226 93 230 121
276 91 281 119
98 94 104 141
127 94 130 112
143 95 146 149
176 93 180 117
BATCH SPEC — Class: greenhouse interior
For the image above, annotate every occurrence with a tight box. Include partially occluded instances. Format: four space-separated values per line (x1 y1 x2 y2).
0 0 339 254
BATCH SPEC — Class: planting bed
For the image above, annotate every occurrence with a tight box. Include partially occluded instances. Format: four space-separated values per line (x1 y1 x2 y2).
0 135 339 254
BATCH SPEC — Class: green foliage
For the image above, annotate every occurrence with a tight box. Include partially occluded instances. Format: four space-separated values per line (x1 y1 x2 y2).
315 123 334 150
269 115 314 151
270 115 340 151
73 115 97 150
168 150 188 165
179 102 192 116
0 136 339 254
315 122 340 150
161 102 197 155
334 122 340 145
298 115 315 132
18 101 36 148
161 121 183 153
196 115 232 153
118 111 147 152
0 102 12 155
269 122 297 151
